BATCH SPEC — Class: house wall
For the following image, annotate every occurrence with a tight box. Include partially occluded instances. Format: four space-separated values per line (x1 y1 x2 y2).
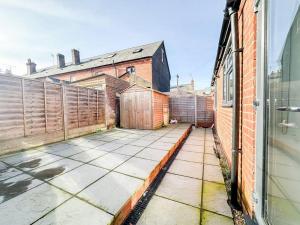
50 58 153 85
152 45 171 92
214 0 257 216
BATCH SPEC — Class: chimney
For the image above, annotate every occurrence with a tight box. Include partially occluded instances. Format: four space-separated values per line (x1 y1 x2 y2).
26 58 36 75
71 49 80 65
191 79 195 91
57 53 65 68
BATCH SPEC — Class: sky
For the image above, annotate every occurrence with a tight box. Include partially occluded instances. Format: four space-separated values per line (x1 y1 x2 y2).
0 0 225 89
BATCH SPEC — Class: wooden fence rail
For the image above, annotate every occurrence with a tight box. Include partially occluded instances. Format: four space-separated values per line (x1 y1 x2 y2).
0 74 106 155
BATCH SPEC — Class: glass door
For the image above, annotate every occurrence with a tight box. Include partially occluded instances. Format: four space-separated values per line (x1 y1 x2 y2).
266 1 300 224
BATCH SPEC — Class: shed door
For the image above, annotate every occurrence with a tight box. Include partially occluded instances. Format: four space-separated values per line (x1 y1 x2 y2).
136 91 152 129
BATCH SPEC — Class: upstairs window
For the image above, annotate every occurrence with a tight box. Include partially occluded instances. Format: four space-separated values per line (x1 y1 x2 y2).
126 66 136 74
222 40 233 106
161 48 165 63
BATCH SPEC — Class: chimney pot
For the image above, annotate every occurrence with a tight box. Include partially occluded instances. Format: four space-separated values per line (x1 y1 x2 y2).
57 53 65 68
26 58 36 75
71 49 80 65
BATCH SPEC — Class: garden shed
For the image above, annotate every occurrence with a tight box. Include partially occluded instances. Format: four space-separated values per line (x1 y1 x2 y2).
120 84 169 129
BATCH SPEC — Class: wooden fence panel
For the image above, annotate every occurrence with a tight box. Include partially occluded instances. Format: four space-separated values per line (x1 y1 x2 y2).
0 74 107 154
0 76 24 140
169 95 214 127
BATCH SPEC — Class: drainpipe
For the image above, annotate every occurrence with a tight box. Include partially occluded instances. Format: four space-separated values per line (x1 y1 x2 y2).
228 6 240 207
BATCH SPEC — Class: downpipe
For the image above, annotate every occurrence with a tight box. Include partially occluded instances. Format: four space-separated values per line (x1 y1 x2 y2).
228 6 240 207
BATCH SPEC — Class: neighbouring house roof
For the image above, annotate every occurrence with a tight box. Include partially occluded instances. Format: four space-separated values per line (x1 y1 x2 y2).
29 41 164 79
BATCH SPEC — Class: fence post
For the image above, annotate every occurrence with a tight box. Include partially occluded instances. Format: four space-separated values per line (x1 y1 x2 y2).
194 94 197 127
76 87 79 128
21 79 27 137
43 82 48 133
96 91 99 124
87 89 90 125
61 85 68 140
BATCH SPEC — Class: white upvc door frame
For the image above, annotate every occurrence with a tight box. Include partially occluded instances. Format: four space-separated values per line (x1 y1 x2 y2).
254 0 268 224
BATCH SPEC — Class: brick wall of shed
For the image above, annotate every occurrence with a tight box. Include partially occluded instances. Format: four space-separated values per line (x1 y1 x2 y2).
152 92 168 129
214 0 256 216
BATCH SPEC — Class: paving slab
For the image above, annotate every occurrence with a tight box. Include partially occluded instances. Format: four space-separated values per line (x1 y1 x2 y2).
15 154 63 171
138 135 160 141
114 157 158 179
94 142 124 152
185 139 203 146
158 136 179 144
137 196 200 225
78 172 143 215
0 162 23 181
30 158 83 181
156 173 202 208
112 138 137 145
176 151 203 163
89 153 130 170
204 153 220 166
201 210 234 225
50 164 109 194
33 197 114 225
129 139 153 147
148 141 175 151
49 147 87 157
0 150 47 165
0 173 43 204
69 149 107 163
202 181 232 217
0 183 71 225
135 148 168 161
203 164 224 184
39 143 75 152
168 159 203 179
113 145 144 156
205 145 216 155
181 144 205 153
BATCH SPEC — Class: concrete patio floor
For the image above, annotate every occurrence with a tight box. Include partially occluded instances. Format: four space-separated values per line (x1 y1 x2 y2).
0 124 190 225
137 128 234 225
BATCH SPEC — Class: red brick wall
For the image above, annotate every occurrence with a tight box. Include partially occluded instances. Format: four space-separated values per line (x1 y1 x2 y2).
152 91 168 129
214 0 256 216
52 58 153 85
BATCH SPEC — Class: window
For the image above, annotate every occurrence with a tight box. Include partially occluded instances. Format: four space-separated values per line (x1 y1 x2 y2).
161 48 165 63
133 48 143 53
126 66 135 74
222 42 233 106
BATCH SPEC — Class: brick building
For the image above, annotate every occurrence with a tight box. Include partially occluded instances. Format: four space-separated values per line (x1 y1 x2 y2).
212 0 300 225
26 41 171 92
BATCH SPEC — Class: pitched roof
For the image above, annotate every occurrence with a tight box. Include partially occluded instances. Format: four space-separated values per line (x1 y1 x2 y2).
29 41 163 79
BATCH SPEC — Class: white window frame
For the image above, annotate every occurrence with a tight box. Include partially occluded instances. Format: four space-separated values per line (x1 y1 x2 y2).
222 39 233 107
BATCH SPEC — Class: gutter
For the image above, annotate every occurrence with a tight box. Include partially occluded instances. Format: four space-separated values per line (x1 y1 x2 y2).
228 5 240 207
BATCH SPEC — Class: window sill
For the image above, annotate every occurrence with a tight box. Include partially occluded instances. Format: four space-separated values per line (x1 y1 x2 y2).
222 102 233 108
